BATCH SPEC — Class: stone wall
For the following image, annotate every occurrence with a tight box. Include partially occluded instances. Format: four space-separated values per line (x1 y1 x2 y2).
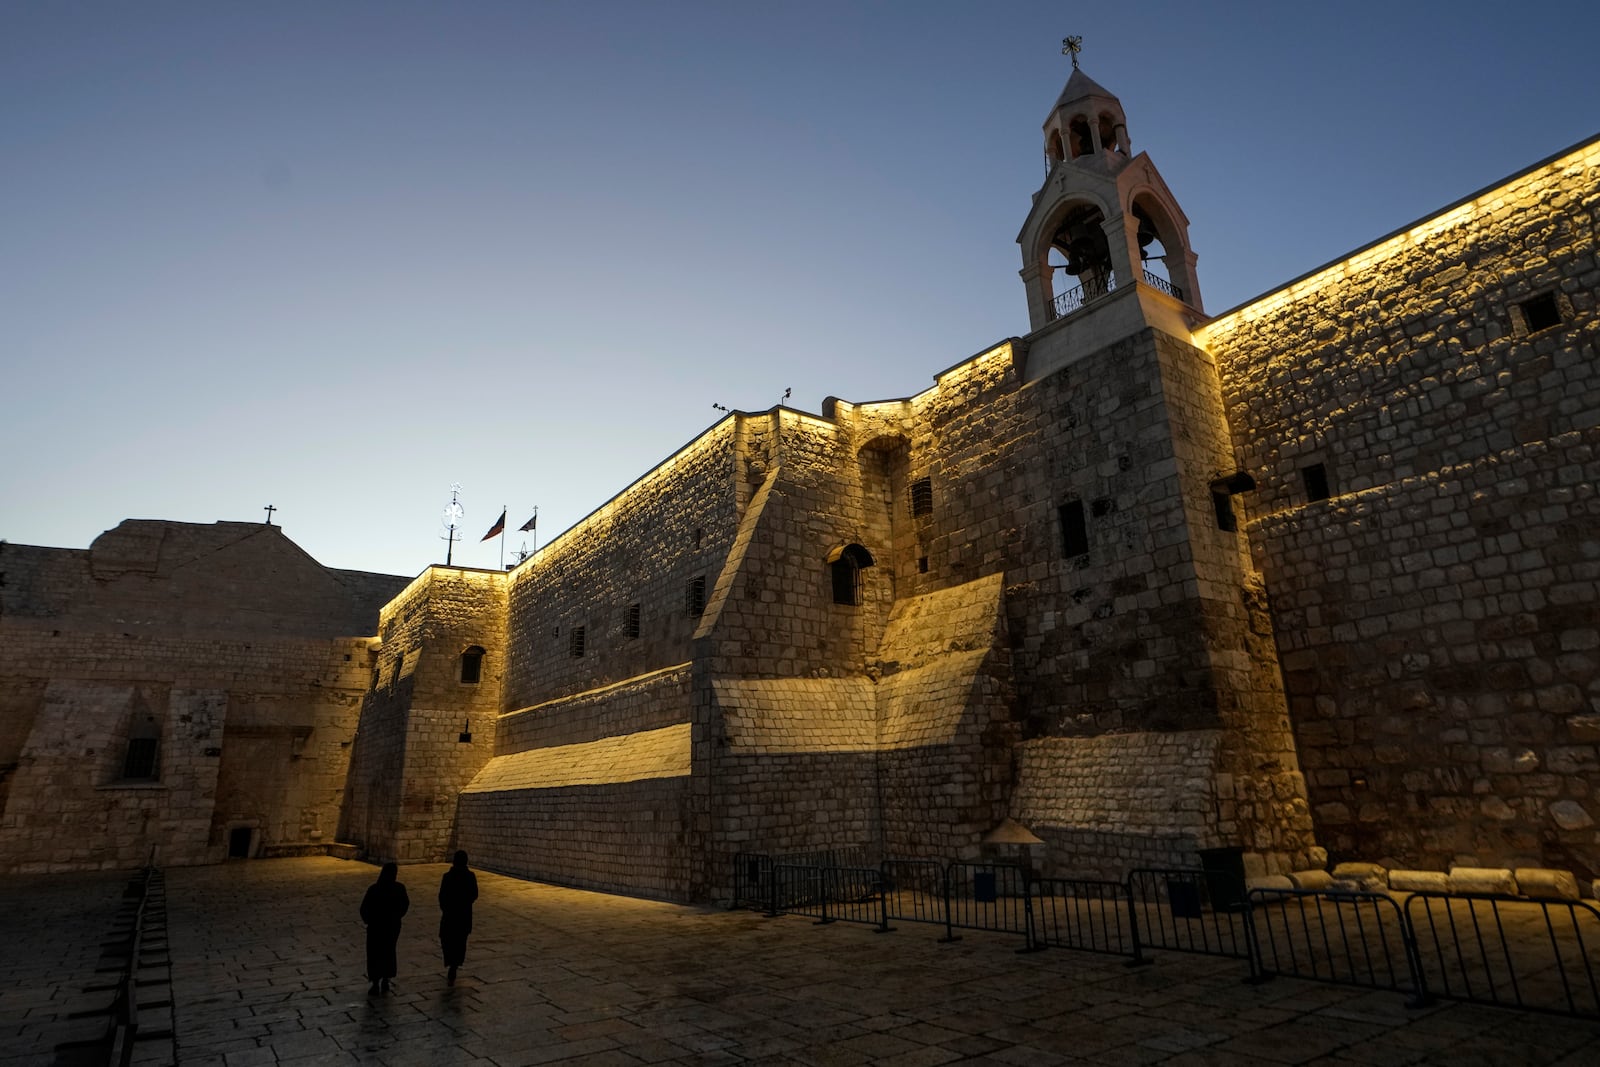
339 566 507 863
0 522 404 873
1200 138 1600 876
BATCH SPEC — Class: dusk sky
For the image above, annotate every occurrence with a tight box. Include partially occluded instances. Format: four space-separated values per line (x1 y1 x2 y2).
4 1 1596 579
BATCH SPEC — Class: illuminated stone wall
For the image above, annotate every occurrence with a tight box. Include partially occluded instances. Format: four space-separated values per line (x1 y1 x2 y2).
457 315 1317 899
1199 138 1600 875
0 523 403 874
339 565 507 863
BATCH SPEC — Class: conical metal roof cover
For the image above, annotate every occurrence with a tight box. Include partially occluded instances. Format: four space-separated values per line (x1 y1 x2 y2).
1051 67 1119 114
980 817 1046 845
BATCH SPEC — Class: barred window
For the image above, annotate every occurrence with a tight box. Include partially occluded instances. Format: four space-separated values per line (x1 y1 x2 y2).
910 478 933 517
685 576 706 618
626 603 641 639
569 626 586 658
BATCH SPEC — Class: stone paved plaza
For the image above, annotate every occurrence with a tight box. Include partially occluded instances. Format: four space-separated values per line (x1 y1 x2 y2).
3 857 1599 1065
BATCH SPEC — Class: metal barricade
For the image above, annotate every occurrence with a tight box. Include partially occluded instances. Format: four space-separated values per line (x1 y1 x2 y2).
771 864 825 920
881 858 950 934
1404 892 1600 1018
944 862 1034 946
1031 877 1141 959
1126 868 1251 960
1248 887 1423 995
731 852 773 911
819 866 892 931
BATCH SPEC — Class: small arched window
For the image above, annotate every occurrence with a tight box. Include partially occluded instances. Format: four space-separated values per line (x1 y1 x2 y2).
459 645 485 684
827 543 875 606
1046 129 1065 164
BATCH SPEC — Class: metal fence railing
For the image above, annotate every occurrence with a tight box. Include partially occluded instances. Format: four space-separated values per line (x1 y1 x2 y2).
1405 891 1600 1018
1031 877 1141 959
945 862 1036 948
1248 887 1422 996
733 851 1600 1021
1127 868 1252 961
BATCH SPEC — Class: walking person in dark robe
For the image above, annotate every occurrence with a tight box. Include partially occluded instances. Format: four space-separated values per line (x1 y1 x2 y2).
438 850 479 986
360 862 410 995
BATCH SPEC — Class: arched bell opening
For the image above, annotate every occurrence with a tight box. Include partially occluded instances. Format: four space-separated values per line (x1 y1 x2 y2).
1128 193 1195 306
1067 115 1093 159
1097 111 1127 155
1043 201 1114 317
1046 128 1065 166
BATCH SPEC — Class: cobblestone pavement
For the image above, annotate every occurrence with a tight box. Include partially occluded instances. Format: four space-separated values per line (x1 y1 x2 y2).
5 857 1599 1065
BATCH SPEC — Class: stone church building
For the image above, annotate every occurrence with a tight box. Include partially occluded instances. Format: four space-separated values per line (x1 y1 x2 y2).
3 69 1597 902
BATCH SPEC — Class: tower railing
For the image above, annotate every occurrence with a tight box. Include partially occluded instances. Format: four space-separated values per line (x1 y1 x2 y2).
1049 269 1187 322
1141 269 1183 301
1049 272 1116 319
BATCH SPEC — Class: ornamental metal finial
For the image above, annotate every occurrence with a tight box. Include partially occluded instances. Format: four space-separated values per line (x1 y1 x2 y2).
1062 35 1082 70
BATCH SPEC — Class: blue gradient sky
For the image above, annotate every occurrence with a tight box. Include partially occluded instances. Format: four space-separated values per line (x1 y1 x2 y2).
4 1 1596 577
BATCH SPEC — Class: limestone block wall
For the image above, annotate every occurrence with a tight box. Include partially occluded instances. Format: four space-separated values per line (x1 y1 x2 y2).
0 681 224 873
209 640 373 856
844 332 1313 872
503 421 746 709
0 620 378 873
1200 137 1600 875
872 574 1016 861
456 667 693 897
339 566 507 863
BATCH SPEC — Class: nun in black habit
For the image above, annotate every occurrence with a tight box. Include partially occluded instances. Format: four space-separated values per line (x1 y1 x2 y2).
360 862 410 995
438 850 479 985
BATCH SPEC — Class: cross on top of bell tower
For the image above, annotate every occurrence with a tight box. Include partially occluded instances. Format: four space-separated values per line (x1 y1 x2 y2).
1062 35 1083 70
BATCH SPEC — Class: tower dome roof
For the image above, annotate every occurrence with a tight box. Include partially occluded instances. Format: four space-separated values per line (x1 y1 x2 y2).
1050 67 1120 115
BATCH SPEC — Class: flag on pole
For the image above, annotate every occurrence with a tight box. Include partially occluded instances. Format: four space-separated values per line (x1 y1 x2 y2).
518 509 537 533
481 508 506 541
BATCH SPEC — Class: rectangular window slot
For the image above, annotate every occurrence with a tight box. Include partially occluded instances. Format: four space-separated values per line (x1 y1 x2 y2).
569 626 586 657
918 556 929 573
1059 499 1088 558
626 603 641 639
1212 491 1237 533
686 575 706 618
1520 292 1561 333
1302 463 1331 502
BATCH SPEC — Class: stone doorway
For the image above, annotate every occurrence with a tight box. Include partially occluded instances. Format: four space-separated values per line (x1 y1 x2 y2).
227 826 254 859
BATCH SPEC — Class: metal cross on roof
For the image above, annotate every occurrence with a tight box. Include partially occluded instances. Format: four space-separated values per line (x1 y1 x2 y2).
1062 35 1083 69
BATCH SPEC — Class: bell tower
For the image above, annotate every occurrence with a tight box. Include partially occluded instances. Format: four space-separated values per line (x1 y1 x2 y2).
1017 43 1203 342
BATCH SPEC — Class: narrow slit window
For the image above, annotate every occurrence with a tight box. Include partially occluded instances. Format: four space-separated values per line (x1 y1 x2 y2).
1302 463 1331 502
1212 491 1238 533
685 575 706 618
1059 499 1088 558
569 626 586 658
626 603 641 639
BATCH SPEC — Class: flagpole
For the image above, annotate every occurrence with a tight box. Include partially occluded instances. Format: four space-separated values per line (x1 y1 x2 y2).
499 503 507 570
